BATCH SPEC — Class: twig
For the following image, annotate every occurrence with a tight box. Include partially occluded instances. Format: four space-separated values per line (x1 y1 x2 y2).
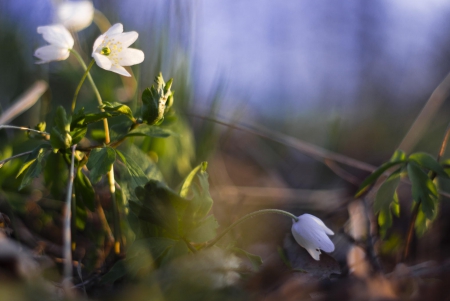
62 145 77 292
398 70 450 154
188 113 375 172
0 125 49 137
0 81 47 124
0 151 33 167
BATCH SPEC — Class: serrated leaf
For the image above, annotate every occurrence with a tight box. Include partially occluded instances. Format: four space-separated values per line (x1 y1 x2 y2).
407 162 438 219
86 147 116 183
185 215 219 243
124 125 172 138
101 101 134 121
180 162 213 220
231 247 263 271
355 160 406 197
74 169 95 211
409 152 448 178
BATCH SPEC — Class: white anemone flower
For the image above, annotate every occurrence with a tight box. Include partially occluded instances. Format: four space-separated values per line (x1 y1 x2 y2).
291 214 335 261
34 24 74 64
56 1 94 32
91 23 145 77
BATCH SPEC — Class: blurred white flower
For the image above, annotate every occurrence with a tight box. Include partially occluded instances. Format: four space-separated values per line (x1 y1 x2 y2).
291 214 335 260
92 23 145 77
56 1 94 32
34 24 74 64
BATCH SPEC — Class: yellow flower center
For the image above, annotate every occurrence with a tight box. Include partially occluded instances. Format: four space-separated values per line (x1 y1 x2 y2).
101 47 111 56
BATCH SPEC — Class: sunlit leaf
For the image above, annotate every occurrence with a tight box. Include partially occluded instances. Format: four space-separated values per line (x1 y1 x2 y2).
185 215 219 243
124 125 172 138
74 169 95 211
86 147 116 183
101 101 134 121
355 160 406 197
50 106 72 150
409 152 448 178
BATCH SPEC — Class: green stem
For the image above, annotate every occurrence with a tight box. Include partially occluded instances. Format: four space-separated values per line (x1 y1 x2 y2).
205 209 298 249
70 49 103 110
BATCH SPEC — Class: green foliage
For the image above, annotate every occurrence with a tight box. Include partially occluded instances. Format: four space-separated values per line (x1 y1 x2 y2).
16 145 50 190
141 73 174 125
100 101 135 121
50 106 72 151
374 170 401 237
407 162 438 220
231 247 263 271
124 124 173 138
86 147 116 183
74 169 96 211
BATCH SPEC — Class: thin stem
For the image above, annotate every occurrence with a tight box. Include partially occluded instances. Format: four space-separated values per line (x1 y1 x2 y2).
63 145 77 291
0 125 49 136
108 166 121 255
205 209 298 249
71 59 95 113
0 151 32 167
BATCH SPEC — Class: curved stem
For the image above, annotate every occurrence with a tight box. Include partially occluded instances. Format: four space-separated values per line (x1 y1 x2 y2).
205 209 298 249
71 59 95 113
69 49 103 108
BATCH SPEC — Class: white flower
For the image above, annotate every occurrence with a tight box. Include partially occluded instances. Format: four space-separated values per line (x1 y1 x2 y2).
34 24 74 64
291 214 335 260
91 23 145 77
56 1 94 32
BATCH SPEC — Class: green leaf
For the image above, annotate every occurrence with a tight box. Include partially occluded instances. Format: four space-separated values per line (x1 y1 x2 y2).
160 239 189 266
391 149 406 162
409 152 448 178
50 106 72 150
231 247 263 271
374 171 401 213
18 147 48 190
86 147 116 183
124 125 172 138
101 101 134 121
74 169 95 211
185 215 219 243
141 73 174 125
407 162 438 219
99 260 127 284
131 237 177 261
180 162 214 220
355 160 406 197
84 111 114 124
133 180 189 235
70 127 87 144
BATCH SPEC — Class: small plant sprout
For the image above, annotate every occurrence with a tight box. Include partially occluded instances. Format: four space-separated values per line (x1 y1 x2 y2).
92 23 145 77
34 24 74 64
291 214 335 260
56 0 94 31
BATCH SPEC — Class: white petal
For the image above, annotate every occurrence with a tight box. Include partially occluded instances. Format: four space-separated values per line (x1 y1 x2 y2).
93 53 112 70
57 1 94 31
104 23 123 36
92 34 105 54
37 24 74 49
291 214 335 260
109 65 131 77
307 214 334 235
118 48 144 66
34 45 70 63
113 31 138 48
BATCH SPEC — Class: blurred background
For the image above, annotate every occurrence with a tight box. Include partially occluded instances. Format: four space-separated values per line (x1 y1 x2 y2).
2 0 450 299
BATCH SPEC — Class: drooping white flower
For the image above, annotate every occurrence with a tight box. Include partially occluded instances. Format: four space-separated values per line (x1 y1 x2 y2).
34 24 74 64
91 23 145 77
56 1 94 32
291 214 335 261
